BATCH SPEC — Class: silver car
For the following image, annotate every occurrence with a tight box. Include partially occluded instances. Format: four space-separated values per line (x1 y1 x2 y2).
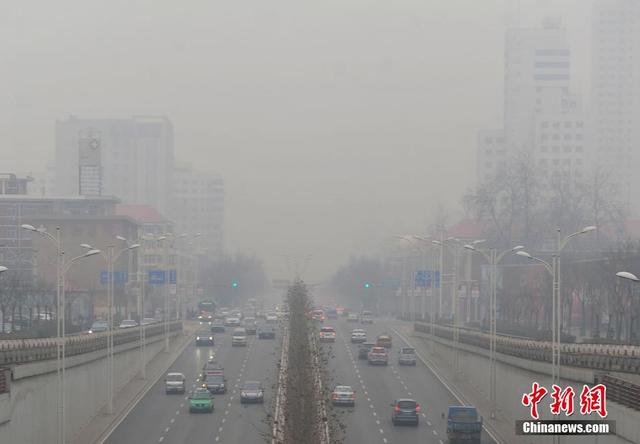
165 372 186 394
240 381 264 403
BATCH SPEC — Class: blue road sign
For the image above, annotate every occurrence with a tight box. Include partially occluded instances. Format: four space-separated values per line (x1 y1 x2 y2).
100 271 129 284
414 271 440 288
148 270 166 285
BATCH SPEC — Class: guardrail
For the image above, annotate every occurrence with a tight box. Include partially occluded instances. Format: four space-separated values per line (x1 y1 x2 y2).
310 332 331 444
594 374 640 411
0 322 183 366
414 322 640 374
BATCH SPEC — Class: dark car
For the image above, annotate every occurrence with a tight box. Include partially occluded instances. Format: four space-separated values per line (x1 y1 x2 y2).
240 381 264 404
358 342 376 359
202 374 227 394
211 321 225 333
391 399 420 426
195 330 214 346
257 325 276 339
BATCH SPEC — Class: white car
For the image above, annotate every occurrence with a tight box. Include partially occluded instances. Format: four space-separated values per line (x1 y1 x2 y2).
119 319 138 329
224 317 241 327
331 385 356 406
350 329 367 343
265 313 278 324
165 372 186 394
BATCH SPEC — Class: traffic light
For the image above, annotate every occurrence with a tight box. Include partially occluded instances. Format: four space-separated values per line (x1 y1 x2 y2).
231 280 239 288
363 282 372 289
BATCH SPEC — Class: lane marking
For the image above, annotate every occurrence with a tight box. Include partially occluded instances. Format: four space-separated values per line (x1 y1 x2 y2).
164 427 170 433
158 437 164 443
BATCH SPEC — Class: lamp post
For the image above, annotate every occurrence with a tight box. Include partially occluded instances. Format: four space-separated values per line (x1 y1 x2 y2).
516 226 596 394
464 243 524 419
82 240 139 414
407 236 440 348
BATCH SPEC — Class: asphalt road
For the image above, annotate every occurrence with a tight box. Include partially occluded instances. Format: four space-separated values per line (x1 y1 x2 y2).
105 324 281 444
321 317 497 444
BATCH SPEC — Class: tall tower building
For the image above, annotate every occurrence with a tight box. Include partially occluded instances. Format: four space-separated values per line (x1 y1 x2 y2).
592 0 640 212
54 116 174 215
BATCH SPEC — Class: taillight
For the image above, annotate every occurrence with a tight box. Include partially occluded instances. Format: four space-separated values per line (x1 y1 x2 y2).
332 393 338 399
415 404 421 413
394 404 401 412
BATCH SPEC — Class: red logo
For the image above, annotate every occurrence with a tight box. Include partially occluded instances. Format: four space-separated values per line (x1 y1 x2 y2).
579 384 608 418
550 385 575 416
522 382 548 419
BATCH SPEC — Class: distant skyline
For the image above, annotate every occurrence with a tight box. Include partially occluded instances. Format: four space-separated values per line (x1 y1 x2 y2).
2 0 592 281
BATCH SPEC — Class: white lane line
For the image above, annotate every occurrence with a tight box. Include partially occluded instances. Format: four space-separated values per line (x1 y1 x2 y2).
179 403 184 408
215 437 220 442
158 437 164 443
433 430 438 435
164 427 170 433
175 410 179 415
372 411 377 416
222 418 226 423
439 440 444 444
379 428 384 434
375 419 380 425
170 418 175 424
225 410 229 415
218 426 223 432
383 439 388 443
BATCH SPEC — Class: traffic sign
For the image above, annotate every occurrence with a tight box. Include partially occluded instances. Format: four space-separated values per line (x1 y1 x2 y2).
100 271 128 284
148 270 166 285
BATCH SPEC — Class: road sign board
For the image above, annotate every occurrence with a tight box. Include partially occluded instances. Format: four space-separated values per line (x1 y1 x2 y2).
148 270 166 285
414 271 441 288
100 271 128 284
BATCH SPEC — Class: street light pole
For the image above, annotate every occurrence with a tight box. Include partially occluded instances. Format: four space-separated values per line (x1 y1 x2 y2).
465 243 523 419
517 226 595 392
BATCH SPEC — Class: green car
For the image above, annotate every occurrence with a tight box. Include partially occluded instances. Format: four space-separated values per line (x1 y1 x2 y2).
189 388 214 413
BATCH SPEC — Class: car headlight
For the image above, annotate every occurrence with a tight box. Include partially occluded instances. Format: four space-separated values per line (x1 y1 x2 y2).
88 330 93 334
209 337 213 340
241 392 247 397
196 337 201 340
220 383 225 388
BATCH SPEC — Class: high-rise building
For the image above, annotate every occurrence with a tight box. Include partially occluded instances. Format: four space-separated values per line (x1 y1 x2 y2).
504 19 572 153
170 164 224 256
54 116 174 215
592 0 640 212
475 130 506 184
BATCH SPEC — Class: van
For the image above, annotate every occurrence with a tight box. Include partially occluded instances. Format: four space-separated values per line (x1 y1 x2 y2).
232 327 247 346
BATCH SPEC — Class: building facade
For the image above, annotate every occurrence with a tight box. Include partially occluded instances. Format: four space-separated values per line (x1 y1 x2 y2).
592 0 640 212
54 116 174 215
170 164 224 256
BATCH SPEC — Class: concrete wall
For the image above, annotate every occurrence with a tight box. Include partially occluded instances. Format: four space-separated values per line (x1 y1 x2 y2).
0 330 180 444
418 331 639 444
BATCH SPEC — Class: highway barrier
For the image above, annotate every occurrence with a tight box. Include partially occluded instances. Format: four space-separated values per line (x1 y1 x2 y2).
594 374 640 411
0 321 183 366
414 322 640 375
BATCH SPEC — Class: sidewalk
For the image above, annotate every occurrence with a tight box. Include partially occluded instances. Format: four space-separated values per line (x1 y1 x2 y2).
394 323 530 444
71 324 196 444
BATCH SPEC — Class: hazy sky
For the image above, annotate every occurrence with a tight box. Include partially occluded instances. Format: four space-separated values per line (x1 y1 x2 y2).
2 0 590 281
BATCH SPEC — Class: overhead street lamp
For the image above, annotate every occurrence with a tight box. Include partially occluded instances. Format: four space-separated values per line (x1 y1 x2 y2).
515 226 596 403
81 240 139 415
464 243 523 419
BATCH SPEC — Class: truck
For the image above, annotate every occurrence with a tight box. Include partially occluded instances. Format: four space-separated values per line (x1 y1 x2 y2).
446 406 483 443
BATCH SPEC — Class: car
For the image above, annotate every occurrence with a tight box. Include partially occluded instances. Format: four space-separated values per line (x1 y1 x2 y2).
118 319 138 329
391 398 420 426
398 347 417 365
211 321 226 333
326 308 338 320
189 388 214 413
257 325 276 339
360 310 374 324
346 313 359 323
165 372 186 394
376 334 392 348
199 318 212 326
265 312 278 324
88 321 109 333
446 406 483 443
367 346 389 365
141 317 157 326
311 309 325 322
331 385 356 406
358 342 376 359
240 381 264 403
232 327 247 346
224 317 241 327
195 330 214 346
244 317 257 335
350 329 367 343
202 374 227 394
319 326 336 342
